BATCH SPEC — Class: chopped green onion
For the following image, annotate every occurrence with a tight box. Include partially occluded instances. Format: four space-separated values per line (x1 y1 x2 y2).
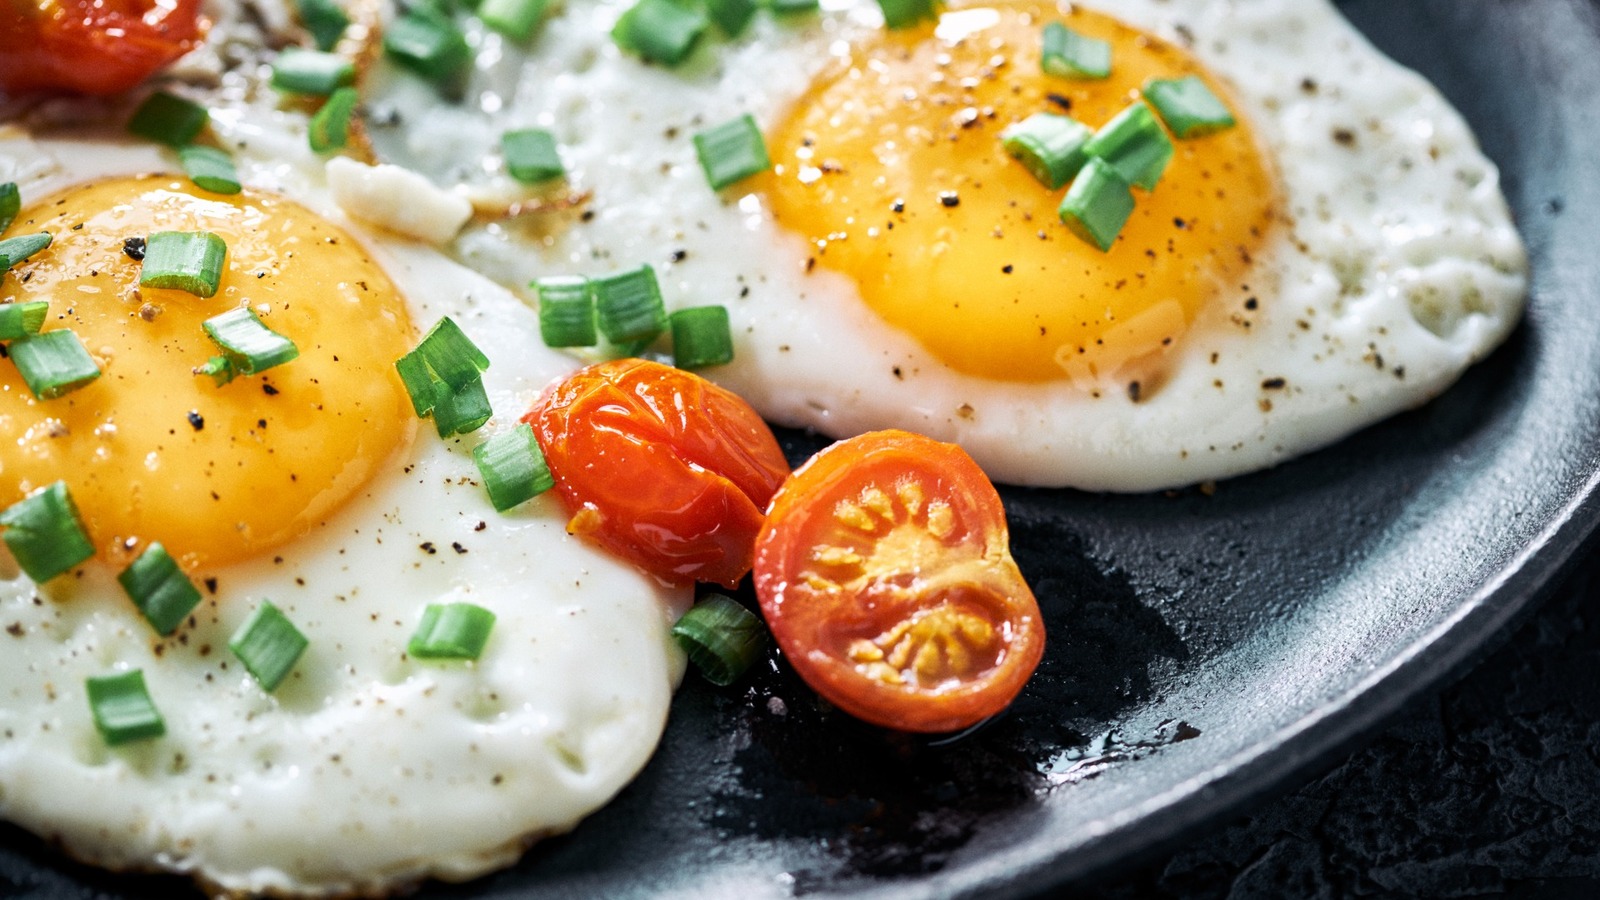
9 330 101 399
296 0 351 50
271 48 356 96
139 230 227 297
671 594 766 686
203 307 299 376
612 0 709 67
117 543 202 637
472 422 553 511
1041 22 1111 80
501 128 565 184
705 0 756 36
86 670 165 746
0 182 18 233
127 92 209 147
395 317 493 436
309 86 360 153
1083 101 1173 191
0 232 51 271
384 6 471 89
479 0 548 41
429 374 493 437
1143 75 1236 139
408 602 496 660
0 481 95 582
1001 112 1092 189
875 0 939 29
194 355 237 387
536 275 597 347
693 114 771 191
594 265 667 345
670 305 733 369
399 317 489 398
177 145 242 195
766 0 817 14
229 601 309 691
1058 156 1134 252
0 301 48 340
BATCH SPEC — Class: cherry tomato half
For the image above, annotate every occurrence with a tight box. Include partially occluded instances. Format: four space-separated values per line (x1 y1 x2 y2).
753 430 1045 733
0 0 206 97
526 358 791 589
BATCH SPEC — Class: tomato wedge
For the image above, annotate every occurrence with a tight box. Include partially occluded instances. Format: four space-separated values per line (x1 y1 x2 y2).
753 430 1045 733
0 0 206 97
526 358 790 589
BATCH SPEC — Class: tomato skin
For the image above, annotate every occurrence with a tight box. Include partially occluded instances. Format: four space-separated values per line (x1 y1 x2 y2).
753 430 1044 733
526 358 791 589
0 0 206 96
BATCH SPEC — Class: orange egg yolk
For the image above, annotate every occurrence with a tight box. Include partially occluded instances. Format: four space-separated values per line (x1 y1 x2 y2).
759 1 1279 384
0 176 417 572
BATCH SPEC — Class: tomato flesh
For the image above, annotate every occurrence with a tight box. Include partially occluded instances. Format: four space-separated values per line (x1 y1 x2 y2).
527 358 790 588
0 0 206 96
754 430 1045 733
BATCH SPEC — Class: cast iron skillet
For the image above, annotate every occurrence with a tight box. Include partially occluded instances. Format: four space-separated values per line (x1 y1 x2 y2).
4 0 1600 896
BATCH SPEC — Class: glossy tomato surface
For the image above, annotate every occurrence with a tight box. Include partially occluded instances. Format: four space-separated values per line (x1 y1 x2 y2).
753 429 1045 733
0 0 205 96
527 358 790 588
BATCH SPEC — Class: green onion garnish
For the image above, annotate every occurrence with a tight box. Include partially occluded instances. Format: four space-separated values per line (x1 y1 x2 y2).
479 0 549 42
1083 100 1173 191
875 0 939 29
0 481 95 582
400 316 489 397
693 114 771 191
670 305 734 369
309 85 360 153
1143 75 1237 139
1001 112 1092 189
271 48 356 96
9 330 101 399
409 602 497 660
766 0 817 14
1041 22 1111 80
117 543 202 637
0 301 48 340
430 375 493 437
395 317 493 436
384 6 472 89
671 593 767 686
472 422 554 512
535 275 597 347
127 91 209 147
594 265 667 345
705 0 756 36
0 182 18 233
202 307 299 376
194 355 237 387
229 601 309 691
1058 156 1134 252
86 670 165 746
139 230 228 297
177 145 242 195
501 128 565 184
296 0 351 50
0 232 51 271
612 0 709 67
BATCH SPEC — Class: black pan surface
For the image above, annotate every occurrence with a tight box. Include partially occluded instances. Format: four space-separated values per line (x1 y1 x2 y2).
5 0 1600 897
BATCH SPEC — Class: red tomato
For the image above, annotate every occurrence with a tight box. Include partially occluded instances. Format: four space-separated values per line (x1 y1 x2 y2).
0 0 206 96
526 358 791 589
753 430 1045 733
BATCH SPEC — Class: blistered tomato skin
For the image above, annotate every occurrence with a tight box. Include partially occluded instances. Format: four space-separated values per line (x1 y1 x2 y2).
527 358 791 589
0 0 205 96
754 430 1045 734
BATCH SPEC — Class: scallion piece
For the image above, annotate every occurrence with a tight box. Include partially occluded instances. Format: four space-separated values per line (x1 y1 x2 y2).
594 265 667 345
272 48 356 96
309 85 360 153
612 0 709 67
229 601 309 691
670 305 733 369
1083 100 1173 191
140 230 228 297
400 316 489 396
395 317 493 436
177 145 242 195
384 6 471 89
501 128 565 184
480 0 549 41
0 481 94 582
693 114 771 191
117 543 202 637
408 602 496 660
1041 22 1111 80
875 0 939 29
128 92 209 147
0 301 47 340
1001 112 1092 189
1143 75 1236 139
0 232 51 271
9 330 101 399
203 307 299 376
472 422 553 512
297 0 351 50
86 670 165 746
766 0 817 14
1058 156 1134 252
536 275 597 347
705 0 756 36
671 594 766 686
429 374 493 437
194 355 237 387
0 182 18 233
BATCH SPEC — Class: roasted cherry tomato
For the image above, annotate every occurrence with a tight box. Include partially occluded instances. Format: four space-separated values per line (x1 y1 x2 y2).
526 358 790 589
753 430 1044 733
0 0 205 96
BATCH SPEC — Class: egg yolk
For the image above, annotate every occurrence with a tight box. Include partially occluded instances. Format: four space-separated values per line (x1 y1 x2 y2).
759 1 1279 385
0 176 417 571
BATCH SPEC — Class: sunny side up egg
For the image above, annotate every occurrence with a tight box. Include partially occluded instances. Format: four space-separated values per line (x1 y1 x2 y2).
451 0 1527 490
0 135 688 895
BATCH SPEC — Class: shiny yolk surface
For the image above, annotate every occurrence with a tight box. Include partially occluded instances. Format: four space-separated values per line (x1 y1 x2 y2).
759 1 1279 384
0 176 417 571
